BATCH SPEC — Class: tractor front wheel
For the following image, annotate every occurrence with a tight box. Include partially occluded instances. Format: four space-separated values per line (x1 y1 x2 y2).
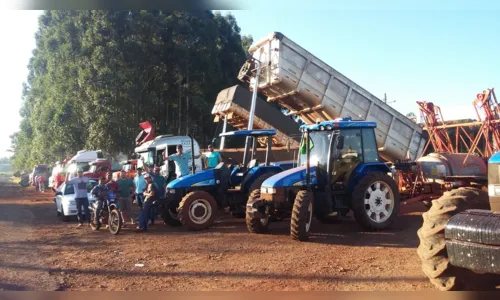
352 172 400 231
246 189 270 234
178 191 218 231
290 190 314 241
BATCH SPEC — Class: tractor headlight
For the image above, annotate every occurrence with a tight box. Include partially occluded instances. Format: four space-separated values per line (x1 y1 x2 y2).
261 187 276 194
168 188 176 194
488 184 500 196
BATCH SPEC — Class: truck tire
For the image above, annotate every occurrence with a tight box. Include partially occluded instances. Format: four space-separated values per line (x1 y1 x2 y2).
417 187 494 291
290 190 314 241
352 172 400 231
246 189 269 234
178 191 218 231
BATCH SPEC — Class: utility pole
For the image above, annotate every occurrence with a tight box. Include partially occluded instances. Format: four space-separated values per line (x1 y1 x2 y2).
383 93 396 105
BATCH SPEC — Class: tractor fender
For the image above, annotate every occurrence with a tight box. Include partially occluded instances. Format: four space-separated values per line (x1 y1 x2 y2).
347 163 392 193
166 169 216 189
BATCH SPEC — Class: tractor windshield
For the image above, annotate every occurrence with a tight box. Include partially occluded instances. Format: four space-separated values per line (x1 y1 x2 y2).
297 131 334 167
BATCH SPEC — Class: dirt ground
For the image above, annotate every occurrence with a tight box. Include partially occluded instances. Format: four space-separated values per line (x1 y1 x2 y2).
0 175 436 291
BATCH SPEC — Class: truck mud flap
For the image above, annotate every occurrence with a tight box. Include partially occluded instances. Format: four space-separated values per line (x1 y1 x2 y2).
445 209 500 275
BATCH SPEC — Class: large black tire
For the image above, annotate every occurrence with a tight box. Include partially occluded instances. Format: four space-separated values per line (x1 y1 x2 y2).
290 190 314 241
178 191 218 231
417 187 496 291
232 172 278 219
351 172 400 231
246 189 269 234
161 202 182 227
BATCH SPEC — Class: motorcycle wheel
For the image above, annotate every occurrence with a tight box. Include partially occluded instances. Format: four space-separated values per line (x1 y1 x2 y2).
108 208 122 235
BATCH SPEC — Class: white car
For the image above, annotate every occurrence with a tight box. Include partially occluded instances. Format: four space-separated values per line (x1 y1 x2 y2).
54 180 98 221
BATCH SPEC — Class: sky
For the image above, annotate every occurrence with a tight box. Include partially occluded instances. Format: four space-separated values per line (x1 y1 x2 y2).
0 4 499 158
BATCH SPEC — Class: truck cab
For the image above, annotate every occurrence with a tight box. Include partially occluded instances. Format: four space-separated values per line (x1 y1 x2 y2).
112 159 138 180
66 150 104 180
83 159 112 180
134 134 203 179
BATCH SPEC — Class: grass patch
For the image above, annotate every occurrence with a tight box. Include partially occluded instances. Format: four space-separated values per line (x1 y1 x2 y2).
10 176 21 184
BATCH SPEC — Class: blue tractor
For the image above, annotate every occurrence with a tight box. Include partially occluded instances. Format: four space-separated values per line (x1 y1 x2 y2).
161 129 294 231
245 118 401 241
416 152 500 290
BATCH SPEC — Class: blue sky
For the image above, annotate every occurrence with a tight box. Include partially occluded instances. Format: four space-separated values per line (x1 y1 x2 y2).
1 5 499 158
226 6 500 123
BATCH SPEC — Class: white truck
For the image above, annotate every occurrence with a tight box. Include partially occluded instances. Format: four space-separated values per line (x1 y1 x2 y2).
66 150 104 180
134 134 203 179
237 32 426 163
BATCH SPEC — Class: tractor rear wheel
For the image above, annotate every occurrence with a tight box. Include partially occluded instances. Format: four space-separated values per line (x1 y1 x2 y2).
178 191 218 231
290 190 314 241
352 172 400 231
246 189 269 234
417 187 497 291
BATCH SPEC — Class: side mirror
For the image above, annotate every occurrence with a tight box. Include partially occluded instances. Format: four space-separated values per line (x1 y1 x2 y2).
336 135 345 150
55 191 62 196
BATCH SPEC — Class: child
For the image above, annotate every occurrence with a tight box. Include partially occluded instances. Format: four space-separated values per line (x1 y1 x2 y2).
37 174 45 192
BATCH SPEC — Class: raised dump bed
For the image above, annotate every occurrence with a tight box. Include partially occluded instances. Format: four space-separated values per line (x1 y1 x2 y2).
237 32 426 163
212 84 301 148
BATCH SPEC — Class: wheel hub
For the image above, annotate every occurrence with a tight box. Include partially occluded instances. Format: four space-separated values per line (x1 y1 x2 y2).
364 181 394 223
189 199 212 224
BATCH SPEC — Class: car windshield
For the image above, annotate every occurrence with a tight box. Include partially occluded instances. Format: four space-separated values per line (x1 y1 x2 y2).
297 131 335 167
122 164 131 172
34 166 48 175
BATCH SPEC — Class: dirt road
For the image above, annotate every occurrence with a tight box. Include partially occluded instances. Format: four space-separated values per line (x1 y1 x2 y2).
0 175 434 291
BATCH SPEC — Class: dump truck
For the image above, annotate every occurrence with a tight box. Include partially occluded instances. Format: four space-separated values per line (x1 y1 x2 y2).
237 32 426 163
212 84 301 148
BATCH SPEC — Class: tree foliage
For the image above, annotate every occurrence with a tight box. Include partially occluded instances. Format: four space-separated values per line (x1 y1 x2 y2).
11 10 250 170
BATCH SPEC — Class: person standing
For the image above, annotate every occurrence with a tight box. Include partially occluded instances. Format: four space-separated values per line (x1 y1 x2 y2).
137 173 155 232
37 174 45 192
65 168 91 227
164 144 201 178
105 171 119 193
150 166 167 225
116 170 135 226
133 168 146 207
204 144 222 169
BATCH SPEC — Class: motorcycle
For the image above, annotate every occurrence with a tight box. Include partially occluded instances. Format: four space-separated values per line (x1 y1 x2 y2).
89 190 123 235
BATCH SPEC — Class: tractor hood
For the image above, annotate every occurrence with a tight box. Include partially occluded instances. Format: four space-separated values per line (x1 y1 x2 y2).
261 165 317 188
167 169 216 189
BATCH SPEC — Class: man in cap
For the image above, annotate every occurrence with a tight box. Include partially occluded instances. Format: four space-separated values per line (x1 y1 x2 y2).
90 176 111 227
205 144 222 169
65 168 91 227
150 165 167 225
137 173 156 232
164 144 201 178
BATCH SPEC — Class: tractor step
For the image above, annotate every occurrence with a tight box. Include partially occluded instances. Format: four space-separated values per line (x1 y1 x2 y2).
445 209 500 275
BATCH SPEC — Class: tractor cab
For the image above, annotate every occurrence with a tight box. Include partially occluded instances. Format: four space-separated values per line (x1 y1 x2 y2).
218 129 276 188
